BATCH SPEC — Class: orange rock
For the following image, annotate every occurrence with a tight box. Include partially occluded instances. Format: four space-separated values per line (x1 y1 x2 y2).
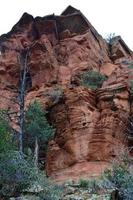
46 86 129 181
0 5 132 182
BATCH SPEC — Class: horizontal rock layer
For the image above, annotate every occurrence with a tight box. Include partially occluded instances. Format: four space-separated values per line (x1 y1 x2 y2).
0 5 133 182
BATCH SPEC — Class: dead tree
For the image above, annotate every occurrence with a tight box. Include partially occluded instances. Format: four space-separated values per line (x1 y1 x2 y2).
0 45 33 153
17 48 29 153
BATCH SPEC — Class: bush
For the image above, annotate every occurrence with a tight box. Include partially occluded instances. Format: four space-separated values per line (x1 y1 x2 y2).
103 165 127 188
23 170 63 200
102 164 133 200
77 147 133 200
101 146 133 200
79 179 89 188
0 151 37 199
0 151 63 200
0 110 14 153
121 172 133 200
37 181 63 200
80 71 107 89
78 179 101 193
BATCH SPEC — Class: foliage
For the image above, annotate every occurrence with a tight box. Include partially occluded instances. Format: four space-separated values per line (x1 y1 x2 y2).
121 172 133 200
80 70 107 89
0 151 38 199
102 165 127 188
102 165 133 200
0 110 14 153
78 165 133 200
78 146 133 200
24 101 55 150
0 151 63 200
22 170 63 200
100 146 133 200
79 179 89 188
106 33 115 44
79 179 100 193
37 179 63 200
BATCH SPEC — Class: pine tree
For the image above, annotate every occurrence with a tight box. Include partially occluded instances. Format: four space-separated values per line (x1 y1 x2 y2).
24 101 55 168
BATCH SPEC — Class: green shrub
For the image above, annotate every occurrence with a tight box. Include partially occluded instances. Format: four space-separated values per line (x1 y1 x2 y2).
37 182 63 200
78 147 133 199
80 71 107 89
120 172 133 200
100 147 133 200
79 179 101 193
24 170 63 200
0 151 37 199
102 165 128 188
79 179 89 188
102 164 133 200
0 151 63 200
0 110 15 153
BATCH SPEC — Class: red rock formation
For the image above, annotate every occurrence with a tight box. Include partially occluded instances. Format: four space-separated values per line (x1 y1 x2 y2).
46 85 130 182
0 5 132 182
110 36 133 64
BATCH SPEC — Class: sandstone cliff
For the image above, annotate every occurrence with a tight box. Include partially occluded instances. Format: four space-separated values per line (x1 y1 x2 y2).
0 5 133 182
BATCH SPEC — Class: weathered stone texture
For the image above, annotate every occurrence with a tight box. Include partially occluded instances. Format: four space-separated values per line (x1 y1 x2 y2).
0 6 132 182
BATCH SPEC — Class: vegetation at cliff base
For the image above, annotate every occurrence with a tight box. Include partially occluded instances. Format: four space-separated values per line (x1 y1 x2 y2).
76 147 133 200
0 110 14 153
0 104 61 200
0 151 37 199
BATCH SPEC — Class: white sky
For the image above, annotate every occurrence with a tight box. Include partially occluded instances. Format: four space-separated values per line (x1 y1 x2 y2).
0 0 133 49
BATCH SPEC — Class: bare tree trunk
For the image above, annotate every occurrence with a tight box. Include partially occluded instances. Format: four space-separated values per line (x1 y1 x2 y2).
34 137 39 168
18 49 29 153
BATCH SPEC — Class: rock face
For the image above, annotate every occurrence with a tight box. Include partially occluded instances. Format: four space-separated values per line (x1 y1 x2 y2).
0 5 133 182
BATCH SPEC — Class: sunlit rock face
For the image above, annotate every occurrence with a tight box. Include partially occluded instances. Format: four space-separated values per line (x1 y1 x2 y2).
46 85 130 182
0 5 133 182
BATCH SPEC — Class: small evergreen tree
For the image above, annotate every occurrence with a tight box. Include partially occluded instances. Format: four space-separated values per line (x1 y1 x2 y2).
24 101 55 168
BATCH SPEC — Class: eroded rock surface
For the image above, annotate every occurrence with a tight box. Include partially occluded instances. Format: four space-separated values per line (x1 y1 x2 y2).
0 5 133 182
